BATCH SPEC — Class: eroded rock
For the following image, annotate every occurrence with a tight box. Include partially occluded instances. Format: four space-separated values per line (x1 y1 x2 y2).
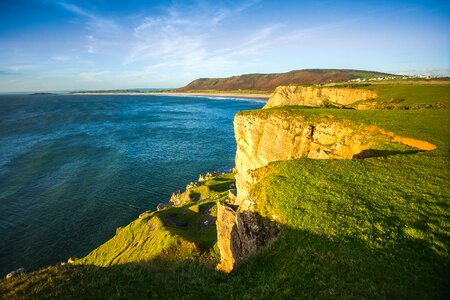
216 201 279 272
264 86 377 109
157 202 173 211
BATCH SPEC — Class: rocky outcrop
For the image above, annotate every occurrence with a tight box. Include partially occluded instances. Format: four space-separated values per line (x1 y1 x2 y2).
156 202 173 211
5 268 25 279
264 86 377 109
234 112 372 202
216 201 279 272
169 190 190 206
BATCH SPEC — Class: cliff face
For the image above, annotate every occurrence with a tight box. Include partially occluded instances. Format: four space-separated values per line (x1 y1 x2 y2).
216 201 279 272
233 111 436 203
264 86 377 108
233 112 373 202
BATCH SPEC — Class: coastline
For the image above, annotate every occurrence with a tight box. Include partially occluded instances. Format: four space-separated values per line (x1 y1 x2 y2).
69 91 270 100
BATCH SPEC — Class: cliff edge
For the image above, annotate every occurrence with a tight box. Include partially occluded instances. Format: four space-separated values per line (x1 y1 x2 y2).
264 86 377 109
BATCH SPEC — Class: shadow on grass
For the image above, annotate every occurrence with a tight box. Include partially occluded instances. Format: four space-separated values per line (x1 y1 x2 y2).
1 221 449 299
353 149 422 159
158 202 217 250
208 181 233 193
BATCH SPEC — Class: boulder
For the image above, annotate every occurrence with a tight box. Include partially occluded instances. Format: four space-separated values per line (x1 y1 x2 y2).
228 188 237 203
169 190 190 206
139 210 152 218
6 268 25 279
157 203 173 211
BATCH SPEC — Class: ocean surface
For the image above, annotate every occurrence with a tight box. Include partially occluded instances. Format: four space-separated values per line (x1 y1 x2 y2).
0 94 264 276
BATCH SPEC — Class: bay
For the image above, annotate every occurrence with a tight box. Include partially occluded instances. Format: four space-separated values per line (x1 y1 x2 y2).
0 94 264 276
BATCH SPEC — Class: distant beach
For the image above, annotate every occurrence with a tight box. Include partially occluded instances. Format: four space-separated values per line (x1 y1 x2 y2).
70 91 270 100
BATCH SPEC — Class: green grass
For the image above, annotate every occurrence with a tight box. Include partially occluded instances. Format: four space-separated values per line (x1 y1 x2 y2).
365 84 450 105
1 106 449 299
71 173 235 268
187 173 235 202
350 71 399 80
74 205 202 267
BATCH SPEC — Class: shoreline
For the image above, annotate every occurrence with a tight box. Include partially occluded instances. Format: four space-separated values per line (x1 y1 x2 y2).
69 91 270 100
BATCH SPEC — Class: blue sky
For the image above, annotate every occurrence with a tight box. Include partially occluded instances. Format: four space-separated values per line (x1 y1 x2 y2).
0 0 448 92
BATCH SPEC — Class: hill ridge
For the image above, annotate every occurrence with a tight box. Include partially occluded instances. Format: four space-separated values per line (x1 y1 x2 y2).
178 69 397 92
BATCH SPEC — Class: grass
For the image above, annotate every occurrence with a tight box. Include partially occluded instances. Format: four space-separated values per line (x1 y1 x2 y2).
1 99 449 298
187 173 235 202
350 71 399 80
365 84 450 105
72 173 235 268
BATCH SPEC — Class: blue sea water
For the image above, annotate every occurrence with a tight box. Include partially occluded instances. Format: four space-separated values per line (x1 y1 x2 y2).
0 94 264 276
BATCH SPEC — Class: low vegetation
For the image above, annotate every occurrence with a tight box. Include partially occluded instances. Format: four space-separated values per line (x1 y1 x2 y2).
178 69 395 92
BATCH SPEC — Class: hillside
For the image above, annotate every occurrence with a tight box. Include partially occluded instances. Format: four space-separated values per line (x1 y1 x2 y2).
1 83 449 299
178 69 396 92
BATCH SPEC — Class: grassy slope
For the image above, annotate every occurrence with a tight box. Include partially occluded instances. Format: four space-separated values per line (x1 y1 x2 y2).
74 173 235 267
178 69 395 92
1 90 449 299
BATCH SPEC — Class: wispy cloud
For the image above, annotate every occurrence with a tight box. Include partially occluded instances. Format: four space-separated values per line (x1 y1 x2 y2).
51 54 78 62
79 71 109 82
52 0 280 75
0 70 18 76
58 1 123 54
7 64 39 72
121 0 277 76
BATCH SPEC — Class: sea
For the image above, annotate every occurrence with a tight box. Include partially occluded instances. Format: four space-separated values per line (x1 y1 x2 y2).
0 94 265 276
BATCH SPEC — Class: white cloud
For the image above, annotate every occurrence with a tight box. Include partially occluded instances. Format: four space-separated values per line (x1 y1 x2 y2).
7 64 38 72
79 71 109 82
51 54 78 62
123 0 274 75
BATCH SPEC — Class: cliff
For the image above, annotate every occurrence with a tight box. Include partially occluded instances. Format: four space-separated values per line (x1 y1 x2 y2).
264 86 377 108
234 112 368 202
178 69 395 92
233 110 436 203
1 86 448 298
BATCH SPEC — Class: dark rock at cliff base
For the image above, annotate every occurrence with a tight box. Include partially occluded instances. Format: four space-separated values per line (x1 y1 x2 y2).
157 203 173 211
216 201 279 272
6 268 25 279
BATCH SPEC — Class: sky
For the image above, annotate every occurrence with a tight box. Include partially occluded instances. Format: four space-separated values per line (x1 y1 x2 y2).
0 0 449 92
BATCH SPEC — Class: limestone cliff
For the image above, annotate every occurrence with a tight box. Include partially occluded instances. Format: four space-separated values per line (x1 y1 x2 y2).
233 112 373 202
233 111 436 203
264 86 377 108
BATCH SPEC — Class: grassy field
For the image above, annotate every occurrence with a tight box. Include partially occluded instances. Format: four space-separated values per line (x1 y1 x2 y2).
365 84 450 105
1 87 449 298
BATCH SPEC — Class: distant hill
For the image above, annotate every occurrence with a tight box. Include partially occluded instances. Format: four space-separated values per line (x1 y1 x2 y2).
178 69 397 92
